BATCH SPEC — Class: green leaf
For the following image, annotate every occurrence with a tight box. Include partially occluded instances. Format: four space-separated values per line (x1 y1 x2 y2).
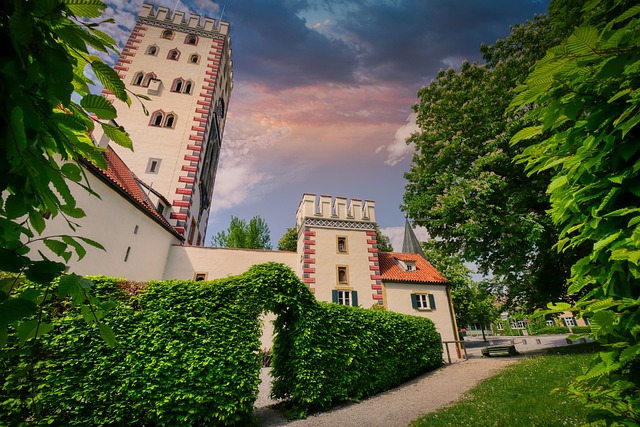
612 4 640 23
17 320 54 343
63 0 107 18
80 94 117 119
510 125 543 144
101 122 133 149
29 211 46 234
62 235 88 260
61 162 83 183
25 260 66 284
565 27 599 56
78 236 106 251
98 323 117 347
59 274 93 304
91 60 129 103
0 249 29 273
8 107 27 150
0 298 37 325
43 239 72 262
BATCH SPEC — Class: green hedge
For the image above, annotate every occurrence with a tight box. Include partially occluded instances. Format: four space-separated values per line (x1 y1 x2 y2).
1 263 444 424
570 326 591 334
1 275 264 426
270 302 442 417
533 326 570 335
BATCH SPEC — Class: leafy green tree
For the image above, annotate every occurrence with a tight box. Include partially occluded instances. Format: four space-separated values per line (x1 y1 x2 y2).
467 284 501 342
510 0 640 423
374 224 393 252
212 216 272 249
0 0 134 351
278 227 298 251
403 15 581 311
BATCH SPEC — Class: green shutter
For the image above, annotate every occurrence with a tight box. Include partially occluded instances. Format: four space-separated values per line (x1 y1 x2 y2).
351 291 358 307
428 293 436 310
411 293 418 309
561 317 567 326
332 289 338 303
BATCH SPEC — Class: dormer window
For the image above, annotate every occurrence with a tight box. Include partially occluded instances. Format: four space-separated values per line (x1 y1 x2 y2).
395 258 417 272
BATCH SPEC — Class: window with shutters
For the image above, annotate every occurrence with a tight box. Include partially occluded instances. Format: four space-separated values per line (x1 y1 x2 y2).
411 292 436 311
332 289 358 306
562 316 576 327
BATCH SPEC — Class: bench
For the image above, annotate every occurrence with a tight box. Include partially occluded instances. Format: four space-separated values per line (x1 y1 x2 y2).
482 345 518 357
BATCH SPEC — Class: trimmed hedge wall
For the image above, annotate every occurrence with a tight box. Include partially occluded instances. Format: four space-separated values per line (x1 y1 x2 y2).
1 263 443 424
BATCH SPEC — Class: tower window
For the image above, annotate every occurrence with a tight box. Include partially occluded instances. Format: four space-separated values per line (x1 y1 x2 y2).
337 236 348 253
189 54 200 64
167 49 180 61
217 98 225 118
146 158 161 174
337 266 348 284
184 80 193 94
161 30 174 39
164 114 175 128
132 72 144 86
194 272 207 281
146 45 158 56
151 112 163 126
185 34 198 45
142 72 157 87
171 78 184 93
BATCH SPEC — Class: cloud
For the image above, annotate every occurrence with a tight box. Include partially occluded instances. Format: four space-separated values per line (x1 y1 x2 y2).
377 113 419 166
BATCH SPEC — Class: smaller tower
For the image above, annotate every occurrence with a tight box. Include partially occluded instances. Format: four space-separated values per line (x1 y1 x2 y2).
295 194 382 307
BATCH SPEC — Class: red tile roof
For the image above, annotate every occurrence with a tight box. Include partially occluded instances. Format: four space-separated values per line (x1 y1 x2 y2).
378 252 447 284
81 147 183 239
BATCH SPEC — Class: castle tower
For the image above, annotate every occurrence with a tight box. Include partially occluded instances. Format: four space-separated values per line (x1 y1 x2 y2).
97 3 233 245
295 194 383 307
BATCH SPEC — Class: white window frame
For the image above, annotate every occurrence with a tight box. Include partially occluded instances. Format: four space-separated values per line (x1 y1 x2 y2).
337 289 351 306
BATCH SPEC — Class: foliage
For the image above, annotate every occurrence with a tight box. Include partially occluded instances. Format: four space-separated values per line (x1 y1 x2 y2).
0 0 137 355
1 263 444 423
411 348 600 427
403 15 579 310
271 301 442 418
570 326 591 335
277 227 298 251
509 0 640 423
374 224 393 252
211 215 272 249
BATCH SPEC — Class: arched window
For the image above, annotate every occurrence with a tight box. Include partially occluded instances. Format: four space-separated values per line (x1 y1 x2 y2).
142 72 156 87
146 45 158 56
161 30 173 39
184 34 198 45
167 49 180 61
184 80 193 94
189 54 199 64
150 111 164 127
132 72 144 86
164 114 175 128
171 78 184 93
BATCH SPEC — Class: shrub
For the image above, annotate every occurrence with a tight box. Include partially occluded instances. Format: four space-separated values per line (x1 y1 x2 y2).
570 326 590 335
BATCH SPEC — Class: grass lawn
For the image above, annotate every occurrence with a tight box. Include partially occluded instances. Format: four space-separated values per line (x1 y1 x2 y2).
411 345 603 427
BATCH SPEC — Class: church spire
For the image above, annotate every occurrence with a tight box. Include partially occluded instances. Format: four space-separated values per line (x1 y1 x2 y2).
402 215 427 259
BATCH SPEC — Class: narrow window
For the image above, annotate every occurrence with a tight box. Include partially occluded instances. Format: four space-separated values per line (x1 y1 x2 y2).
185 34 198 45
142 73 156 87
133 72 144 86
172 78 183 93
168 49 179 60
146 158 161 173
133 225 139 234
162 30 173 39
164 114 175 128
124 246 131 262
337 236 347 253
217 98 225 118
146 45 158 55
337 266 348 284
151 112 163 126
184 81 193 94
189 54 199 64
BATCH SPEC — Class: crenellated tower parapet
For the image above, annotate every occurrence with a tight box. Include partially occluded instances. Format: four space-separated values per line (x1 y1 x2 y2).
138 3 230 38
296 193 376 229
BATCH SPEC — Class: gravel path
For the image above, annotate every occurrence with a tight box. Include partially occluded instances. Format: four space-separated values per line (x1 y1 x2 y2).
254 357 518 427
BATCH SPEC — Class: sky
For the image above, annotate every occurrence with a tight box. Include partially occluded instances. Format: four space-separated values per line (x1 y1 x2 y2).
103 0 549 251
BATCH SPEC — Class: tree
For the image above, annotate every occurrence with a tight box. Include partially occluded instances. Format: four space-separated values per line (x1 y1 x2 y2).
1 0 134 351
403 15 581 311
374 224 393 252
422 241 498 336
510 0 640 423
211 216 272 249
278 227 298 251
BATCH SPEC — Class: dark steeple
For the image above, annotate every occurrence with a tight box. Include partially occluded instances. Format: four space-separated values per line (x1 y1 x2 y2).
402 215 427 259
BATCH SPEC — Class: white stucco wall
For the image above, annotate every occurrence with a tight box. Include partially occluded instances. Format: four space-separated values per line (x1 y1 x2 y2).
383 282 457 343
34 172 180 281
162 245 297 280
